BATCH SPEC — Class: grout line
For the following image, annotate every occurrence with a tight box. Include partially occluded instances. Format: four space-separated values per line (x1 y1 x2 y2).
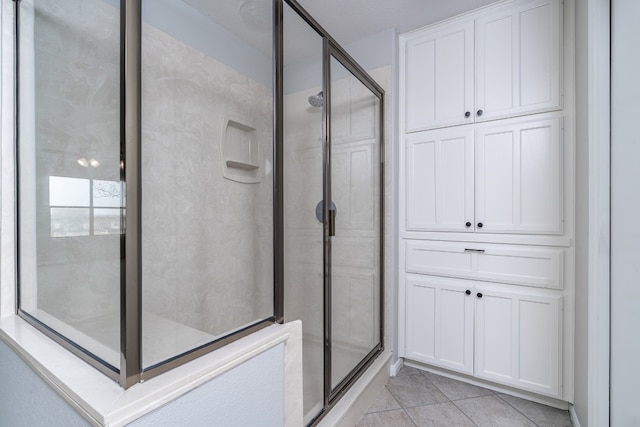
395 400 452 411
448 393 497 403
495 393 542 427
449 399 480 427
402 406 418 427
401 408 419 427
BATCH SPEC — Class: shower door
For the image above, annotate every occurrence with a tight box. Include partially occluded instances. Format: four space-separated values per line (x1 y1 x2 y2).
282 2 383 423
325 45 383 398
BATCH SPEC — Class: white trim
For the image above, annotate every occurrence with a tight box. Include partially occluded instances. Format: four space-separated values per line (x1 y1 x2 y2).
389 356 403 376
587 0 611 425
0 0 17 320
570 404 582 427
0 316 301 427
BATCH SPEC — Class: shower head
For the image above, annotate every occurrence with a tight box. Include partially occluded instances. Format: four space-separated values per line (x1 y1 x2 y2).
308 91 323 108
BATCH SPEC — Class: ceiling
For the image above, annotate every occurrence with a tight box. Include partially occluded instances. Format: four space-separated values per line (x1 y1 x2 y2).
296 0 498 46
183 0 498 55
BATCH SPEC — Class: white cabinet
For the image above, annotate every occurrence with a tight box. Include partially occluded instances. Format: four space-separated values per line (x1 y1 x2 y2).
475 0 562 122
475 284 562 396
404 275 563 397
405 126 474 232
405 114 563 235
405 276 474 375
399 0 572 404
404 20 474 132
401 0 562 131
475 114 563 234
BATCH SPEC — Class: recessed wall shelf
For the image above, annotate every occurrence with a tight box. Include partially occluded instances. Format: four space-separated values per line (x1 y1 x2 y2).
221 118 262 184
226 159 260 171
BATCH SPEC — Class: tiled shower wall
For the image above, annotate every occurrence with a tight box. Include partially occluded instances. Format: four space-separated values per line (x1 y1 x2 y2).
140 12 273 337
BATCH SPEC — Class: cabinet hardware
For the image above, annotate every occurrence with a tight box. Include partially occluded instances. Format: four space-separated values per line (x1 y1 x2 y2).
464 248 485 253
465 222 472 227
477 109 483 116
477 292 483 298
477 222 484 228
465 111 471 118
465 290 471 295
329 209 336 237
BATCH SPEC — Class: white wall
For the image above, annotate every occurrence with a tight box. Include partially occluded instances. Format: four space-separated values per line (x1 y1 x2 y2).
0 339 285 427
573 1 611 426
610 0 640 424
573 0 589 423
0 340 90 427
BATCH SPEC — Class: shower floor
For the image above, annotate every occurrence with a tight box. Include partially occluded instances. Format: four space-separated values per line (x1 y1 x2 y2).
33 309 215 369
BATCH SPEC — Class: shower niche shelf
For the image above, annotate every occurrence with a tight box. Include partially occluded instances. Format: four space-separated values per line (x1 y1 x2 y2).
221 118 262 184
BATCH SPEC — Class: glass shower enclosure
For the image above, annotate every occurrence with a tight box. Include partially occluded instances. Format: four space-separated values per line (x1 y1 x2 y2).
13 0 383 421
282 1 384 424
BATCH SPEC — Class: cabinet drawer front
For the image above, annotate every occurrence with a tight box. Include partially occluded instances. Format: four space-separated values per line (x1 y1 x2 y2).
406 241 473 277
405 241 564 289
475 246 563 289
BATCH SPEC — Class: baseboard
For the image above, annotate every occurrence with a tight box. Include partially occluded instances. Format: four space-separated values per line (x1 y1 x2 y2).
569 405 581 427
405 360 570 410
390 357 403 377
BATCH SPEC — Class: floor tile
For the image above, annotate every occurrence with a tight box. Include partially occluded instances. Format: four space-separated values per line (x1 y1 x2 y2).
454 395 537 427
405 402 476 427
365 387 401 413
356 409 417 427
386 368 449 408
498 393 572 427
422 371 494 401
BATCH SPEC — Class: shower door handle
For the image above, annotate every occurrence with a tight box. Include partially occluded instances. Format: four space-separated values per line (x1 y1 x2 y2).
329 209 336 237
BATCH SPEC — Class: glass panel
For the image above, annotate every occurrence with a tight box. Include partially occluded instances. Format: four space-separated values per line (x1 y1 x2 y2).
17 0 122 369
141 0 274 369
282 4 325 423
330 56 381 389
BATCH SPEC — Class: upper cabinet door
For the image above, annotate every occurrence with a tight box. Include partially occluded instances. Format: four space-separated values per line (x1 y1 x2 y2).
475 0 562 122
403 20 474 132
405 126 474 232
475 114 563 234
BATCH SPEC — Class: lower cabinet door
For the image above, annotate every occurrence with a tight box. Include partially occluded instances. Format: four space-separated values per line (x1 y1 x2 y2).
405 276 474 375
474 284 563 397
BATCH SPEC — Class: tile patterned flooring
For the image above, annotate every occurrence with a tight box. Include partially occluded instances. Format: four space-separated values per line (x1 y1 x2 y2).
357 366 572 427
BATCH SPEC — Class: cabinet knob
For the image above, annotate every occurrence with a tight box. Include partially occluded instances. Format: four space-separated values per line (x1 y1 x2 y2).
465 111 471 118
477 109 483 116
477 222 483 228
465 290 471 295
465 222 471 227
477 292 483 298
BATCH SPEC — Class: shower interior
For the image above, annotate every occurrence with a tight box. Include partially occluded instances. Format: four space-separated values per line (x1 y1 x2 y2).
15 0 382 420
